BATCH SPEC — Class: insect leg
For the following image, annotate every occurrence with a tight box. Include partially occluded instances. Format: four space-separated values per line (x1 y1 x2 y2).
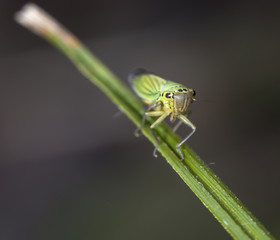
134 102 161 137
172 110 192 133
149 112 169 128
146 112 170 157
151 129 160 157
176 115 196 160
136 105 170 158
172 120 183 133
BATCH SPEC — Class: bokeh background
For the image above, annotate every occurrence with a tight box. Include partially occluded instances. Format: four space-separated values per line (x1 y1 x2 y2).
1 1 280 239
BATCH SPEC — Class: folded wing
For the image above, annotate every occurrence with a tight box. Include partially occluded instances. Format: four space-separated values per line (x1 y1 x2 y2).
128 68 167 101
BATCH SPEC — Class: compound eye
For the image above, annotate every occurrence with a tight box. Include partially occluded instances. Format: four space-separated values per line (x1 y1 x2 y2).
192 90 196 96
165 92 171 98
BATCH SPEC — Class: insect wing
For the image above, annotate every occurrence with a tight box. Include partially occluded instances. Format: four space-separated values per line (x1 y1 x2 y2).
129 68 167 101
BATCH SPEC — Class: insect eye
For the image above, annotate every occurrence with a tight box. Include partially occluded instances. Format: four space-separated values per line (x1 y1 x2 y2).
192 90 196 96
165 92 171 98
183 88 187 91
178 89 183 92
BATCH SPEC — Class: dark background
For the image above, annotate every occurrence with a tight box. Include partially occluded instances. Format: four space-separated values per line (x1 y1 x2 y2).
1 1 280 239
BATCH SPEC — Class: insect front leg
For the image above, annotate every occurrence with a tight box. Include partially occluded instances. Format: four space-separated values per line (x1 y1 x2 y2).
134 102 161 137
145 111 170 157
176 115 196 160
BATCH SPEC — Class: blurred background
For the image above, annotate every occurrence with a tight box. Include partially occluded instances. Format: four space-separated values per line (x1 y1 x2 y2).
1 0 280 239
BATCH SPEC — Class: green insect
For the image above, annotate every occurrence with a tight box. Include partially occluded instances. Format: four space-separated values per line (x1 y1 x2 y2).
129 68 196 160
